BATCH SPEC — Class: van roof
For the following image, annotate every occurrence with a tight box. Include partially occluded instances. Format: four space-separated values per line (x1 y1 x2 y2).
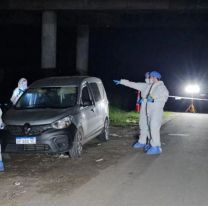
29 76 102 88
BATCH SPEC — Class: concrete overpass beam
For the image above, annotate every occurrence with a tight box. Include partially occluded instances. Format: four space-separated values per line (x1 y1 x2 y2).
76 25 89 75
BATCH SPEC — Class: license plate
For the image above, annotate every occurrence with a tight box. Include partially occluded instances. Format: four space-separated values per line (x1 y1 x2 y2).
16 137 36 144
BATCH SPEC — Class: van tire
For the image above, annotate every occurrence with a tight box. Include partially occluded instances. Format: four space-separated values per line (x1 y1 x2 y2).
69 129 83 158
98 118 109 142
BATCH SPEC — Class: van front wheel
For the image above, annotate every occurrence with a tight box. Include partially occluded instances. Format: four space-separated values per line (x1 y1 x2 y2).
98 119 109 142
69 129 83 158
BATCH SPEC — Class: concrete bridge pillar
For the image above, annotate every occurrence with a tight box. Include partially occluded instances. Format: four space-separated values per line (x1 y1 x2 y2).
76 25 89 75
41 11 57 75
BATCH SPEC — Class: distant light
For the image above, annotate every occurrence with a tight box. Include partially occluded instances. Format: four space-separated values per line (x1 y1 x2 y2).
185 84 200 94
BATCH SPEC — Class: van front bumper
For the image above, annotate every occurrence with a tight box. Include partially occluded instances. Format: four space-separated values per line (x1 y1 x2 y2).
1 125 76 153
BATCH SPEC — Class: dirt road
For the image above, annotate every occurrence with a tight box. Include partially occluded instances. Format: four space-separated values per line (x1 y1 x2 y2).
0 126 138 206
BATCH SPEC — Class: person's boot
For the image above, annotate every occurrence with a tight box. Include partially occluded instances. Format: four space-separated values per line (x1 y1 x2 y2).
146 146 162 155
0 161 4 172
143 144 151 153
133 142 146 149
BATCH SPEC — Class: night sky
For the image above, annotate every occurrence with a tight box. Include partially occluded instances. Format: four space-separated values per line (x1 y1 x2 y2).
89 27 208 112
1 11 208 112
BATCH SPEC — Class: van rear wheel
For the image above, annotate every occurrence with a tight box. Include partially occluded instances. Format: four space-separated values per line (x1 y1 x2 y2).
98 119 109 142
69 129 83 158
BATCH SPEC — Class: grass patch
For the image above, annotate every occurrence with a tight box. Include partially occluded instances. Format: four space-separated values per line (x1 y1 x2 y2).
110 106 173 126
163 111 173 118
110 106 139 126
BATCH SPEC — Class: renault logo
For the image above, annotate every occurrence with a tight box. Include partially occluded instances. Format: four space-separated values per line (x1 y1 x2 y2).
23 123 31 135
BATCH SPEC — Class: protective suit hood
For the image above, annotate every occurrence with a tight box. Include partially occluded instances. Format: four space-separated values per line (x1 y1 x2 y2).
18 78 28 91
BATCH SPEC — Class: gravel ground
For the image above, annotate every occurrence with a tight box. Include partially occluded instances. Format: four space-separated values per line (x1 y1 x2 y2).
0 126 139 205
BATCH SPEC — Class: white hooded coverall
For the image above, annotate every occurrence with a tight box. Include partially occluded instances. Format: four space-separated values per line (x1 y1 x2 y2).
0 108 3 128
120 79 169 147
10 78 27 105
0 108 3 162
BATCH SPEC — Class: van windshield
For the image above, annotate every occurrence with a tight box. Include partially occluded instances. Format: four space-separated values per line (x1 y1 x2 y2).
15 87 78 109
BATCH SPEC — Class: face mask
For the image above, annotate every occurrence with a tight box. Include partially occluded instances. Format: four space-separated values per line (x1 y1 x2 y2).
20 82 27 91
149 79 154 84
145 78 150 84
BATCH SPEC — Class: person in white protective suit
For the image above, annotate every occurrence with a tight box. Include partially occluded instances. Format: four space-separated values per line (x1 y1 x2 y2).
136 71 151 146
113 71 169 155
0 108 4 172
10 78 28 105
0 108 4 129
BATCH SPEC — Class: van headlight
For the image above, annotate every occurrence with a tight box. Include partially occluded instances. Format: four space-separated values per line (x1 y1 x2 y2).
52 116 72 129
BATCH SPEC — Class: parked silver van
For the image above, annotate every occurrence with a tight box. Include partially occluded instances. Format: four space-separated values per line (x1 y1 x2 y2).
3 76 109 158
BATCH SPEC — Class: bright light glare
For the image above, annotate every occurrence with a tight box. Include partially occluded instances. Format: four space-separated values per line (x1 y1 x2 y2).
185 85 200 94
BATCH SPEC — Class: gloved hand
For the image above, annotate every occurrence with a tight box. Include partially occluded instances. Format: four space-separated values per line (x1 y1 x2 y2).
147 95 154 103
113 80 121 85
0 123 4 130
137 98 143 104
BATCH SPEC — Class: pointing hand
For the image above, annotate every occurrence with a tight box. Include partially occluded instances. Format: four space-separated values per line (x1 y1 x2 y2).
147 96 154 103
113 80 121 85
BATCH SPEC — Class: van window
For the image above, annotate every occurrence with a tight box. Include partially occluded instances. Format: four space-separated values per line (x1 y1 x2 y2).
15 87 78 109
97 83 105 100
90 83 101 102
81 86 92 104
